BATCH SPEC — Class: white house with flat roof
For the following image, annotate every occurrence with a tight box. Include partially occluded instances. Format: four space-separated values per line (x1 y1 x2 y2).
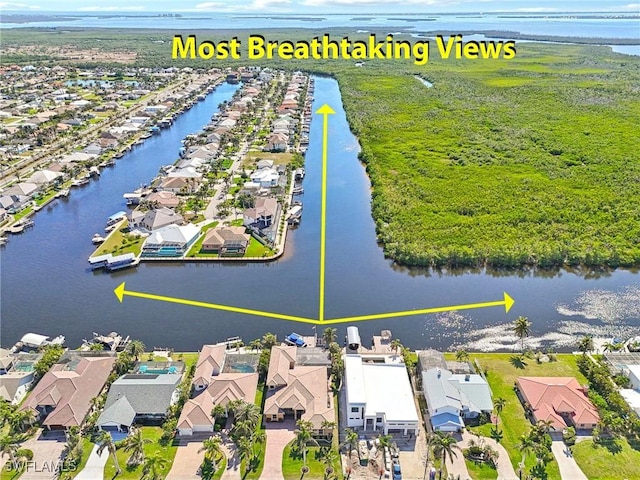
626 365 640 390
344 354 419 435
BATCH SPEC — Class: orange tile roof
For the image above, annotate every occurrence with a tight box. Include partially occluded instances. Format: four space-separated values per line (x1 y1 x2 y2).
517 377 599 430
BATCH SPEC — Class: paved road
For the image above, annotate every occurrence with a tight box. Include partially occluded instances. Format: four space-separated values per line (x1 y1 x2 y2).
551 440 588 480
74 444 108 480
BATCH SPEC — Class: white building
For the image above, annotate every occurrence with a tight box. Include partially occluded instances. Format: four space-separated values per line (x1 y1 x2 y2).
625 365 640 390
344 354 419 435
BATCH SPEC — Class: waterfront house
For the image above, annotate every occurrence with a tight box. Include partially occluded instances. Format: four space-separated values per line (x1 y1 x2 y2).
140 207 184 232
0 353 40 404
157 176 201 195
0 194 30 213
141 223 200 257
345 354 419 435
422 367 492 432
83 143 103 156
177 345 258 436
243 197 279 229
421 368 466 432
250 167 279 188
145 191 181 209
20 353 116 430
27 169 63 185
263 346 334 435
264 133 288 152
4 182 39 198
201 226 251 256
515 377 599 431
97 373 182 432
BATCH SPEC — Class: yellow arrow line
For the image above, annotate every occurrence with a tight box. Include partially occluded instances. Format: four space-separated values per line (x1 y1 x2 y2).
114 282 317 324
322 292 515 324
115 282 513 325
316 104 335 323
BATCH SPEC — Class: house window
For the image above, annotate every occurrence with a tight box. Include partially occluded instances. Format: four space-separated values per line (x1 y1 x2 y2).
351 407 359 413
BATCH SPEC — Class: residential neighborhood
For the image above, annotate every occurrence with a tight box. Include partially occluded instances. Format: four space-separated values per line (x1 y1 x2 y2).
2 321 640 480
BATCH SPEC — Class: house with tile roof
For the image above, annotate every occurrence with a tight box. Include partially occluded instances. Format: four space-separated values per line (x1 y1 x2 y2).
20 354 116 430
177 345 258 436
263 346 334 435
516 377 599 431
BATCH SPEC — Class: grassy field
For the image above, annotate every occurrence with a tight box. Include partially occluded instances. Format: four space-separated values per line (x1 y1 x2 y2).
102 426 177 480
456 353 587 479
572 437 640 480
92 220 144 257
465 457 498 480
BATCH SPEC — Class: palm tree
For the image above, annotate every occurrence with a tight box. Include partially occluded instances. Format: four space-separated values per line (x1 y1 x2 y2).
377 433 393 465
198 436 224 472
455 349 469 362
342 428 359 460
121 427 151 466
211 404 226 426
294 420 319 466
231 419 254 440
249 339 262 352
515 433 535 467
390 339 402 355
322 328 337 348
493 397 506 427
261 333 277 350
141 453 168 480
578 336 594 354
320 420 336 439
0 434 20 465
513 316 532 352
433 432 459 480
97 431 121 475
533 419 554 437
230 401 260 427
235 437 254 471
127 340 145 361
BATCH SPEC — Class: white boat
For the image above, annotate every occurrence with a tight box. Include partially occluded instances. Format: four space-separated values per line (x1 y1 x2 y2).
71 178 89 187
89 166 101 177
92 233 106 244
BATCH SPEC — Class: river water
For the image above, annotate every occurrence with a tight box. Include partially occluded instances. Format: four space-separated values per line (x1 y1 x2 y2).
1 77 639 352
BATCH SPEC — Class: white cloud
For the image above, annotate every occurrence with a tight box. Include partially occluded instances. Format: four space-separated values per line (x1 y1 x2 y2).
77 5 146 11
301 0 461 5
514 7 559 12
0 2 41 9
194 0 290 11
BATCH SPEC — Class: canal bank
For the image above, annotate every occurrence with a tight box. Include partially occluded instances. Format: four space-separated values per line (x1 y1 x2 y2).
1 76 639 352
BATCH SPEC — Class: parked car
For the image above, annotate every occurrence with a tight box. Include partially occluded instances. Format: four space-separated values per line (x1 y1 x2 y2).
392 460 402 480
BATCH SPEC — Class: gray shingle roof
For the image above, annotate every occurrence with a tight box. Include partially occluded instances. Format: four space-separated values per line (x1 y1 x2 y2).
97 373 181 427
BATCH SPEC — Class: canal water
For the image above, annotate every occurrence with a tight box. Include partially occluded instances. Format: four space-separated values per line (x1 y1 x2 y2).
2 77 639 352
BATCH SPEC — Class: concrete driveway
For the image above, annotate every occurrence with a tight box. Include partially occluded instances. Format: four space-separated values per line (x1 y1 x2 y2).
74 444 108 480
551 440 588 480
19 430 67 480
166 435 207 480
260 420 295 480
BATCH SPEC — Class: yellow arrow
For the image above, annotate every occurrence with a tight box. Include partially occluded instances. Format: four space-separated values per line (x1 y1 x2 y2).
114 282 318 324
115 282 513 325
322 292 515 325
315 104 335 323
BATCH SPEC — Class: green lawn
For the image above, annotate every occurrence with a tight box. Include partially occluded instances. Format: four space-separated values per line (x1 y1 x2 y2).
245 237 274 258
92 221 144 258
173 352 200 367
0 464 24 480
281 444 340 480
67 437 96 479
13 206 32 222
465 457 498 480
459 353 587 479
103 427 177 480
572 437 640 480
185 221 220 258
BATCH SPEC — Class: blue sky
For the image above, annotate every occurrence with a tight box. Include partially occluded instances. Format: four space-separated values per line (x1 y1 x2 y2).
1 0 638 13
